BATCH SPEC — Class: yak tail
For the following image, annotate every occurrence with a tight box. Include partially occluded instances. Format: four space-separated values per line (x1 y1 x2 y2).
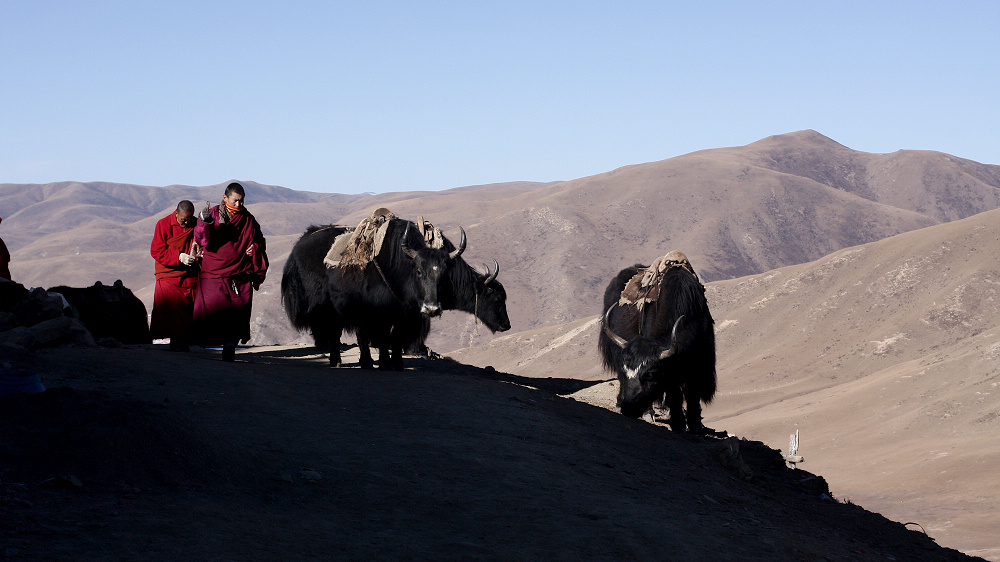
687 339 718 405
280 257 310 330
694 367 718 405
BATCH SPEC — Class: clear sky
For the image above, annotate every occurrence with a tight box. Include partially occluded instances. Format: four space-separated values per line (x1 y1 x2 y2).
2 1 998 194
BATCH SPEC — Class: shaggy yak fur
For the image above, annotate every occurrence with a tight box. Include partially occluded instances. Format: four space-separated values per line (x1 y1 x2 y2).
598 262 716 433
281 218 510 369
47 280 151 345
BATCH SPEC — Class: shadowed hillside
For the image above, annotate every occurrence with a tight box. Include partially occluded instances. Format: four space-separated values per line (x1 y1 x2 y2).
0 346 981 561
449 207 1000 560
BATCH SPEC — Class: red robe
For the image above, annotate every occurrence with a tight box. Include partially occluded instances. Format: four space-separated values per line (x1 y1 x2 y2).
192 205 268 345
0 236 10 280
149 213 199 340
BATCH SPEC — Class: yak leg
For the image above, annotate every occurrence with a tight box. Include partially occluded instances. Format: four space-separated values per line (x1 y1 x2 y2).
377 341 393 370
386 322 411 371
361 326 392 371
683 385 708 434
356 327 375 370
662 386 686 433
327 314 345 367
389 340 404 371
310 299 345 366
389 322 412 371
358 343 375 370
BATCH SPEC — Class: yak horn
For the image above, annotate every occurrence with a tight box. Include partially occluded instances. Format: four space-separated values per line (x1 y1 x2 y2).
602 304 628 349
401 223 418 259
658 316 685 360
448 227 467 259
484 259 499 285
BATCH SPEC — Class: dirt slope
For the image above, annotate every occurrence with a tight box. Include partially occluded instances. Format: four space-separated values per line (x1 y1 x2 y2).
0 345 980 561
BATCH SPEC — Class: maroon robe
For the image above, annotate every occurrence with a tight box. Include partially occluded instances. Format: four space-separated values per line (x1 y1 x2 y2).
0 236 10 281
150 213 199 340
192 205 268 345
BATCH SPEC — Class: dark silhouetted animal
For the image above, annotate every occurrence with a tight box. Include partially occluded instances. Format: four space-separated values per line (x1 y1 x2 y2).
48 280 151 345
282 219 509 369
328 219 454 369
280 224 350 355
598 260 716 432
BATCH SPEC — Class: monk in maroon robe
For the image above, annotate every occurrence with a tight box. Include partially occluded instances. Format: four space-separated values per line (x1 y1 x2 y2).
192 182 268 361
150 200 200 351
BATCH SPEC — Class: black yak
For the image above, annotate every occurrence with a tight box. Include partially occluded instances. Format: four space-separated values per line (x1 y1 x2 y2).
598 252 716 433
47 280 151 345
281 218 509 369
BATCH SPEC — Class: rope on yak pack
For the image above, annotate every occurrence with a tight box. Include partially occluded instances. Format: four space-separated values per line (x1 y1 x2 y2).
371 256 403 304
314 224 350 234
471 292 482 337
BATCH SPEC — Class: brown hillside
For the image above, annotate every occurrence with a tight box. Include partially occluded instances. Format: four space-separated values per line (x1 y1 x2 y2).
733 131 1000 221
2 131 998 351
450 207 1000 560
301 131 999 351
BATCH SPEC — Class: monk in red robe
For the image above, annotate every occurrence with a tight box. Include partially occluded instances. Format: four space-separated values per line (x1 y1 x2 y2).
192 182 268 361
150 200 200 351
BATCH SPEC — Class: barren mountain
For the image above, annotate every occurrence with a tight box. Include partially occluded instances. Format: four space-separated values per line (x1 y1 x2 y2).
330 130 999 351
450 207 1000 559
3 131 997 352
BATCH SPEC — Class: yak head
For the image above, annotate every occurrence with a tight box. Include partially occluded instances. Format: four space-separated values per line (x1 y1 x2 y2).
401 224 466 317
474 260 511 332
603 304 683 418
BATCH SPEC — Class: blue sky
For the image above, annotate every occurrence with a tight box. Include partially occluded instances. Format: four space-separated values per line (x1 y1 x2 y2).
2 1 998 194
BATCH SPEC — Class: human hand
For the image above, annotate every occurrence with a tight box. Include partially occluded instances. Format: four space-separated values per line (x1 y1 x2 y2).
200 202 212 222
245 243 255 256
179 253 196 266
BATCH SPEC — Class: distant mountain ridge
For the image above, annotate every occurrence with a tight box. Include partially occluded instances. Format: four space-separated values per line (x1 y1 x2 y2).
396 130 998 344
1 130 998 348
734 130 1000 221
0 180 364 246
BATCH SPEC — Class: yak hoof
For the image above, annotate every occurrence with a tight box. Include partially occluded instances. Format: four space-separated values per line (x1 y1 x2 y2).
687 424 718 436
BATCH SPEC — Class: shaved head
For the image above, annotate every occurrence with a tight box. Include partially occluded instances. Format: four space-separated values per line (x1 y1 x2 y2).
175 200 196 228
225 182 245 197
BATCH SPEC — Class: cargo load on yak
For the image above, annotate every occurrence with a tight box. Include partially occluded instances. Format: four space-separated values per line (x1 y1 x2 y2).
618 250 701 311
323 208 449 269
